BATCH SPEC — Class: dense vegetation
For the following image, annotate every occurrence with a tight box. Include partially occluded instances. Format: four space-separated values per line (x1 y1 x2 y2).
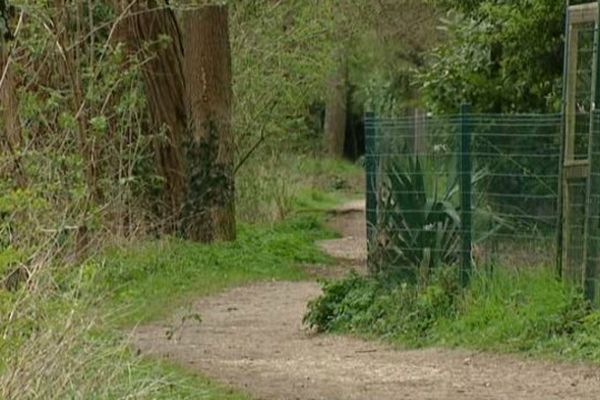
305 269 600 362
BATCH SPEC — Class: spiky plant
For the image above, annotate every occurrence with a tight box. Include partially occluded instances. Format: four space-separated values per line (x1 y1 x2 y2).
371 156 465 282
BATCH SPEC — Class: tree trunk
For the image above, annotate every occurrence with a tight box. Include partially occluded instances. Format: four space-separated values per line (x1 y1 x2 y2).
324 51 348 158
0 44 26 187
125 0 187 230
181 5 236 242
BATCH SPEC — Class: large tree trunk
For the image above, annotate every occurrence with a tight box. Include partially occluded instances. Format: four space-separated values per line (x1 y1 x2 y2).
181 5 236 242
324 51 348 158
124 1 187 230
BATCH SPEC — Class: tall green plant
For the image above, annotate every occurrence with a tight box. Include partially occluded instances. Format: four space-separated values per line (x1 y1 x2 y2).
372 154 490 281
372 156 461 281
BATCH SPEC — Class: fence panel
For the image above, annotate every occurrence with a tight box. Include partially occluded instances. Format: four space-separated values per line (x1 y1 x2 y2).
365 111 563 284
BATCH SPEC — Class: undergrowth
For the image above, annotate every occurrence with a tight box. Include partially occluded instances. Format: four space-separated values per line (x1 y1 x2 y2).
305 267 600 362
236 154 362 222
1 214 335 399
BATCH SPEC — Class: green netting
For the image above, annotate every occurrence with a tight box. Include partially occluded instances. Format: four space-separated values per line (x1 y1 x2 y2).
365 112 562 283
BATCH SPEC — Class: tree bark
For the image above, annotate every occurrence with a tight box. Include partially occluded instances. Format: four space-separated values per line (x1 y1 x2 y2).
181 5 236 242
0 44 26 187
125 0 187 230
324 51 348 158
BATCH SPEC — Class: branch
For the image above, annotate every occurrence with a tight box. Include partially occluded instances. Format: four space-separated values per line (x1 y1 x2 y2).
234 129 266 175
233 101 277 174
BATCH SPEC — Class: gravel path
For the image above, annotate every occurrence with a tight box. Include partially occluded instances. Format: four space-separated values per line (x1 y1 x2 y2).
132 203 600 399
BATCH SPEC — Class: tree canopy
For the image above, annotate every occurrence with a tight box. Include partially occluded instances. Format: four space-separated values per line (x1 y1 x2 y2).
420 0 565 114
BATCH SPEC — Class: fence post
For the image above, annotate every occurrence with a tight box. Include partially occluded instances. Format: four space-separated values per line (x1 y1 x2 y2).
459 104 473 287
585 110 600 303
365 112 377 274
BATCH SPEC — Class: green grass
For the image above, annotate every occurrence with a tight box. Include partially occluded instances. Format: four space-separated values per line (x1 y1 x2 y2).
99 215 334 326
3 214 336 399
296 156 364 179
96 215 334 398
236 154 363 223
305 266 600 363
128 357 251 399
292 188 351 210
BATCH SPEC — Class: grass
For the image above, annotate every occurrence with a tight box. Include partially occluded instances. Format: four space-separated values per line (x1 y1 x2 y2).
127 357 251 399
98 215 335 325
305 266 600 363
2 155 363 399
236 154 363 222
2 214 335 399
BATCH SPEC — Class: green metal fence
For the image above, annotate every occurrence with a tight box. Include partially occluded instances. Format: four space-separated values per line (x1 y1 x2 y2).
365 109 565 288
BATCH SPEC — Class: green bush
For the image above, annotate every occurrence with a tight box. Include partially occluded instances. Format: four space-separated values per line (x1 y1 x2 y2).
305 267 600 359
304 268 459 344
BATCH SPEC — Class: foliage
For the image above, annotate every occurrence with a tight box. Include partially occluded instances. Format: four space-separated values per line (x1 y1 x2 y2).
371 151 491 279
304 267 600 362
348 1 442 115
372 156 461 280
421 0 564 113
304 268 460 344
236 155 362 222
436 268 589 352
230 0 348 155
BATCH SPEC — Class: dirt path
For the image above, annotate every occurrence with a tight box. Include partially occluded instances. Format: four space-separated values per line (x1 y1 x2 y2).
132 202 600 400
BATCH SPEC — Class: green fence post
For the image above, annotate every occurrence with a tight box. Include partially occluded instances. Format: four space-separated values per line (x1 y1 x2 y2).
583 2 600 304
365 112 377 274
585 110 600 304
556 2 572 279
459 104 473 287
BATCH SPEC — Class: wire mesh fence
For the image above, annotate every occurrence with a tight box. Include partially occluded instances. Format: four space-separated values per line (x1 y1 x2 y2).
365 110 564 287
363 2 600 302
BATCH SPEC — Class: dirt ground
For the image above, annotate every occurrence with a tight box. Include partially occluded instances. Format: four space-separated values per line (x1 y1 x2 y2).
132 202 600 400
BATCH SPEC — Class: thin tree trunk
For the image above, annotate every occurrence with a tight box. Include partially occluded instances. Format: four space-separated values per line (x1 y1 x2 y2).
0 44 26 187
125 0 187 230
181 5 236 242
324 51 348 158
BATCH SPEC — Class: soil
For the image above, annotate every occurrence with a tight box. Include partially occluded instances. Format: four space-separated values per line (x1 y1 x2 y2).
132 201 600 400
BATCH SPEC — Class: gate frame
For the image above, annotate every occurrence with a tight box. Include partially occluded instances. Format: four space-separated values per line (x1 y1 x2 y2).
560 1 600 302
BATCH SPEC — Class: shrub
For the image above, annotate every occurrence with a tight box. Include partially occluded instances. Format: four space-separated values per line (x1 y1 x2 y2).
304 268 460 344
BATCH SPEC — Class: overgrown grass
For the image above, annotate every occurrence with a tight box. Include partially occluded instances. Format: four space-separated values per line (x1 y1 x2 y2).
125 357 251 400
236 154 363 222
2 152 360 399
2 214 335 399
305 267 600 362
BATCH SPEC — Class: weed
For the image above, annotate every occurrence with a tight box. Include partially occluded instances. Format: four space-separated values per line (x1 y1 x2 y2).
305 267 459 344
305 266 600 359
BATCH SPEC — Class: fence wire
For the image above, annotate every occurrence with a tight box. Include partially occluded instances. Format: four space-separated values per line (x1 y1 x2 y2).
365 112 563 284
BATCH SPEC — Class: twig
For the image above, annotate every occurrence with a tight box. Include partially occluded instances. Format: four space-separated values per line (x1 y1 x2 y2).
233 101 277 174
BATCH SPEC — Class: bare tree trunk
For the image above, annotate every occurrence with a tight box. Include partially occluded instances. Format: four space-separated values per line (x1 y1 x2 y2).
124 0 187 230
324 51 348 158
181 5 236 242
0 44 26 187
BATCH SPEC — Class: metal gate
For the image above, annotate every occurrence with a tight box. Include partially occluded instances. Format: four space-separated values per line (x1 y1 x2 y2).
561 1 600 302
